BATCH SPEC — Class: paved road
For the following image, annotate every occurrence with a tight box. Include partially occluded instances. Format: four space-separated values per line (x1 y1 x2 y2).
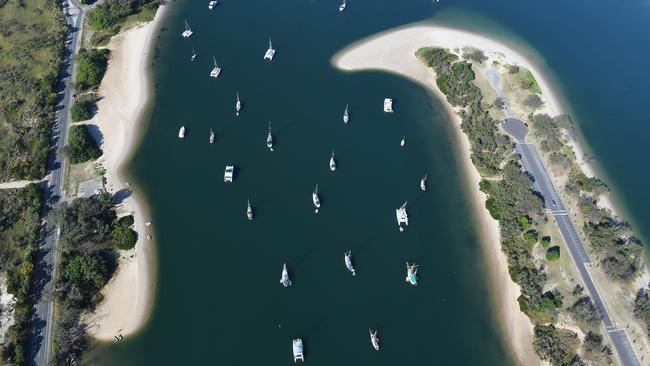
28 1 85 365
501 118 641 366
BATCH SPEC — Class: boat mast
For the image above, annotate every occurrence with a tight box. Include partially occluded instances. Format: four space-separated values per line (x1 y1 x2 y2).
269 37 273 49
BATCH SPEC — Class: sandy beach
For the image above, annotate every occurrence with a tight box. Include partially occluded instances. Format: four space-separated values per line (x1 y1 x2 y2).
332 24 552 365
82 6 167 341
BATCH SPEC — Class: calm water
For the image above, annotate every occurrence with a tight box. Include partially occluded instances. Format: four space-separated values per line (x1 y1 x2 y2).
90 0 650 364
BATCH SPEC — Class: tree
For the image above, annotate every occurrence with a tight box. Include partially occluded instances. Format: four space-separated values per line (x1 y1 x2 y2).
70 100 94 122
76 49 109 90
546 246 560 261
533 324 580 366
523 94 544 110
568 296 600 325
112 225 138 250
66 125 102 163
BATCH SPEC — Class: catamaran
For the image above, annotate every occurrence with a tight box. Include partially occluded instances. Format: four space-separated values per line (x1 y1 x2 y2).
329 150 336 171
181 20 193 38
210 57 221 78
292 338 304 362
420 174 427 191
264 37 275 60
406 262 418 286
383 98 393 113
339 0 347 12
208 0 217 10
209 129 215 144
396 201 408 231
369 329 380 351
178 126 186 139
236 92 241 116
280 263 292 287
344 250 355 276
343 104 349 124
312 184 321 213
191 47 197 61
224 165 234 182
266 122 274 151
247 199 253 220
400 136 405 146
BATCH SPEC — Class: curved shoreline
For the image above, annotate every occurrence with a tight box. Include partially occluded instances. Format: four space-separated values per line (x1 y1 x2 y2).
82 5 168 341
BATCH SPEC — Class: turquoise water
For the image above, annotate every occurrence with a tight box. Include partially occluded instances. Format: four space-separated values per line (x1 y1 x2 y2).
90 0 650 364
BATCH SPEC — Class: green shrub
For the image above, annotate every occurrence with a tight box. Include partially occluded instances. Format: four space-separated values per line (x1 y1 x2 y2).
70 100 94 122
519 216 532 231
523 230 538 244
76 49 109 90
118 215 135 227
533 324 580 366
541 236 551 248
66 125 101 164
112 225 138 250
546 246 560 261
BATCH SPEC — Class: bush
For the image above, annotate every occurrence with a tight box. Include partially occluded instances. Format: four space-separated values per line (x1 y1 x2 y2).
634 289 650 333
66 125 101 163
541 236 551 248
523 230 538 244
112 225 138 250
508 65 520 74
70 100 94 122
118 215 135 227
568 296 600 325
463 48 487 63
546 246 560 261
76 49 109 90
523 94 544 110
533 324 580 366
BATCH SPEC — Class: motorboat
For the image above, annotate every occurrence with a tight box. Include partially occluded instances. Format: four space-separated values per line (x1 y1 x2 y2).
280 263 292 287
339 0 346 12
292 338 304 362
209 129 215 144
312 184 321 213
400 136 405 146
236 92 241 116
396 201 408 231
178 126 185 139
369 329 380 351
344 250 355 276
343 104 349 124
383 98 393 113
191 47 197 62
329 150 336 171
266 122 274 151
208 0 217 10
405 262 418 286
210 56 221 78
181 20 193 38
264 37 275 60
247 199 253 220
224 165 234 182
420 174 427 191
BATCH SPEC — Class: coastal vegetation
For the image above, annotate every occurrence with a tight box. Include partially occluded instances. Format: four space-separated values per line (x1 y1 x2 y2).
0 184 44 365
76 49 109 90
0 0 66 181
70 100 95 122
65 124 102 164
87 0 160 46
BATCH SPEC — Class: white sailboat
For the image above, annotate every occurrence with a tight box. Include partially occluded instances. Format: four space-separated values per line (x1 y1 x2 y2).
400 136 405 146
312 184 321 213
420 174 427 191
181 20 193 38
369 329 380 351
405 262 418 286
383 98 393 113
236 92 241 116
264 37 276 60
247 199 253 220
339 0 347 12
344 250 355 276
280 263 292 287
209 129 215 144
343 104 349 124
292 338 304 362
210 56 221 78
396 201 408 231
329 150 336 171
208 0 218 10
178 126 186 139
266 122 274 151
191 47 197 61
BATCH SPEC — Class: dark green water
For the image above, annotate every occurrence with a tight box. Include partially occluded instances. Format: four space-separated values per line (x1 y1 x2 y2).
91 0 650 364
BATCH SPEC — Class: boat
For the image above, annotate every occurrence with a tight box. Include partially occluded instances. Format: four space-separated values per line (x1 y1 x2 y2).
266 122 274 151
208 0 217 10
210 56 221 78
191 47 197 62
224 165 234 182
339 0 346 12
369 329 380 351
343 104 349 124
178 126 185 139
247 199 253 220
344 250 355 276
405 262 418 286
312 184 321 213
292 338 304 362
329 150 336 171
400 136 405 146
396 201 408 231
280 263 292 287
383 98 393 113
264 37 275 60
209 129 215 144
236 92 241 116
181 20 193 38
420 174 427 191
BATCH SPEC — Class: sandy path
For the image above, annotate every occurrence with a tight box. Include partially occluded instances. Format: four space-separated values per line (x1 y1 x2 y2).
82 6 167 341
333 24 545 365
0 179 44 190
